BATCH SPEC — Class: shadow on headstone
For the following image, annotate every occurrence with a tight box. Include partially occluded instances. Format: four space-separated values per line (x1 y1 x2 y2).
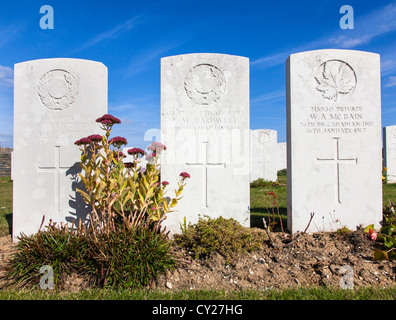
65 162 90 228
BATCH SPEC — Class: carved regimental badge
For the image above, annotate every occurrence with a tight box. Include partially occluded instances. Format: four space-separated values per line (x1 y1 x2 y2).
314 59 357 102
258 131 270 144
184 64 226 105
38 69 79 110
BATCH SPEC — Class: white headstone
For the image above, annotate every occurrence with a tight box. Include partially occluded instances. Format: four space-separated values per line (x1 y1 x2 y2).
286 49 382 233
250 129 278 182
276 142 287 171
13 58 107 241
161 53 250 233
383 126 396 183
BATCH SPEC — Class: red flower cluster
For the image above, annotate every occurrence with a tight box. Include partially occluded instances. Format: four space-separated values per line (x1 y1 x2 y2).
96 114 121 126
87 134 102 143
127 148 145 156
161 181 169 186
109 136 128 147
147 141 167 152
179 172 190 179
74 137 92 146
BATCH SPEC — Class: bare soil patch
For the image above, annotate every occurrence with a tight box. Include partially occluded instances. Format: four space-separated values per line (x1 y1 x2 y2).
1 230 395 291
156 230 395 291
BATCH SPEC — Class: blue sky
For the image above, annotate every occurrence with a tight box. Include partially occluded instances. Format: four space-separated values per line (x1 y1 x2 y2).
0 0 395 148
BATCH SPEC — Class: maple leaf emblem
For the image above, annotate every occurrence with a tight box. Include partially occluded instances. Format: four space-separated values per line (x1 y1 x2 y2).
314 60 356 102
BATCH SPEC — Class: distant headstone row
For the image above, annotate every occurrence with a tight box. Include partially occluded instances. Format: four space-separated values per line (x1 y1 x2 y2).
0 147 12 177
12 50 384 241
383 126 396 183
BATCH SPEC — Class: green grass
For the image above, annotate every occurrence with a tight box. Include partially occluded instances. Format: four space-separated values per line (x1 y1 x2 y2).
0 177 12 237
0 286 395 300
383 182 396 206
2 172 396 235
1 173 396 300
250 171 287 230
250 170 396 231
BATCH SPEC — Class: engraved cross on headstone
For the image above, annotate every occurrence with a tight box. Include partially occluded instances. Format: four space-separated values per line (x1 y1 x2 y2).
186 141 226 208
38 145 70 213
316 138 358 204
258 155 270 178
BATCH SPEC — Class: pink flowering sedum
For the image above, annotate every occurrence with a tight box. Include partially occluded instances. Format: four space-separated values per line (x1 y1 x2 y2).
179 172 190 179
109 136 127 147
75 112 189 230
87 134 102 143
96 114 121 125
74 137 92 146
147 141 167 153
128 147 145 156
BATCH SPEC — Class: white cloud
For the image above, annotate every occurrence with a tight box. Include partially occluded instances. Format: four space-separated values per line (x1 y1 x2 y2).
385 76 396 87
251 90 285 104
250 52 288 69
252 2 396 69
328 3 396 48
87 16 141 47
69 15 143 54
125 38 189 77
381 57 396 76
0 65 13 87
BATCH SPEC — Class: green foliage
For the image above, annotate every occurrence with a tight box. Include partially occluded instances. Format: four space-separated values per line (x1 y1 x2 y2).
250 178 279 188
174 216 265 263
1 222 177 290
1 114 188 290
366 201 396 261
1 221 84 289
277 169 287 176
336 226 351 235
75 114 188 233
382 167 388 183
78 225 177 289
0 177 12 237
